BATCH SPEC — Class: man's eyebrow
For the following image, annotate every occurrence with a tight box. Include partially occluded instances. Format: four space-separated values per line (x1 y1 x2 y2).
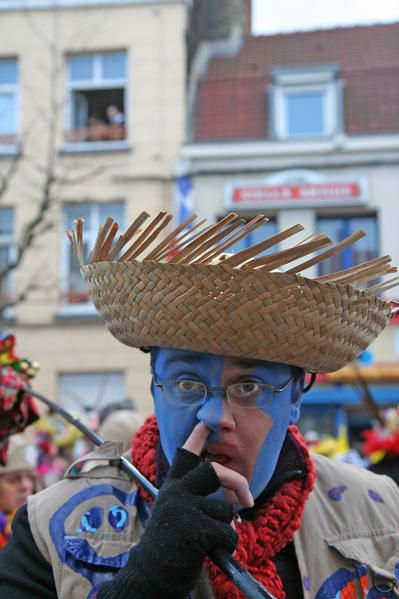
164 353 209 368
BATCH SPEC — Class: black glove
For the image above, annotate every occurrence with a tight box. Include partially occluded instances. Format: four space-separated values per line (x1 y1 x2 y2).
99 448 237 599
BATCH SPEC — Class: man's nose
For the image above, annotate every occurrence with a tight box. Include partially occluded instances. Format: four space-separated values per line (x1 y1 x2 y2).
196 390 235 432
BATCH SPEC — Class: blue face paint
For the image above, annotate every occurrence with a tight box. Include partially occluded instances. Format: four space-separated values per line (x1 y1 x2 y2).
151 347 303 503
151 349 225 458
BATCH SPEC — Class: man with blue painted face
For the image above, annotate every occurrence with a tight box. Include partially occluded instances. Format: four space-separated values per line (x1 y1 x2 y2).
150 349 303 507
0 211 399 599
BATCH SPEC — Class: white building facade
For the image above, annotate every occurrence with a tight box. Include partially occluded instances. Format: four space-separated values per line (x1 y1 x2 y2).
179 22 399 439
0 0 186 416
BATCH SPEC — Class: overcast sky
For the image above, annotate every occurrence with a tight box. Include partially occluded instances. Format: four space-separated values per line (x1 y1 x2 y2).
252 0 399 35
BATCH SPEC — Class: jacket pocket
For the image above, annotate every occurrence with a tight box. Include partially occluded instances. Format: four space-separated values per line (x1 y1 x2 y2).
326 529 399 595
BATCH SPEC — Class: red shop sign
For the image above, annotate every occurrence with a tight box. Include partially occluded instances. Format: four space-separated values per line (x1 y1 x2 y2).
226 180 368 208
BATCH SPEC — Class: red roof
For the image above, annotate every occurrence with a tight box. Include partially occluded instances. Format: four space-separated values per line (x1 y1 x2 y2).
193 23 399 141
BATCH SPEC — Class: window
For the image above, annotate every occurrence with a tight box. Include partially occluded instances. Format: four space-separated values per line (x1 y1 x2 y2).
317 215 379 277
285 91 324 137
66 52 127 143
0 59 18 146
61 202 124 304
271 67 341 140
0 207 15 303
58 371 125 417
223 218 277 256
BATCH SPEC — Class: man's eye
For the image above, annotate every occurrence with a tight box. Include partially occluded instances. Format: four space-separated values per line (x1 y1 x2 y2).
231 382 260 396
176 380 203 393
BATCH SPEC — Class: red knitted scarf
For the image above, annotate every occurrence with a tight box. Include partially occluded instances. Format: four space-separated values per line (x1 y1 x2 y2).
131 416 316 599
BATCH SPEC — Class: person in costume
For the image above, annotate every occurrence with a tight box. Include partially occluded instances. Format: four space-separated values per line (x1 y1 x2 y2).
0 211 398 598
0 332 39 466
0 333 40 548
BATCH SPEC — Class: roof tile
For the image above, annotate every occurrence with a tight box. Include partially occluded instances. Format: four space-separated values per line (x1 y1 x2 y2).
193 23 399 140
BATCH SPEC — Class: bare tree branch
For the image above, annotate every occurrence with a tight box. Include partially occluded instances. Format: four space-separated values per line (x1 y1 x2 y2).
0 9 116 315
0 281 38 316
0 151 22 200
55 165 108 185
0 188 57 286
0 260 57 319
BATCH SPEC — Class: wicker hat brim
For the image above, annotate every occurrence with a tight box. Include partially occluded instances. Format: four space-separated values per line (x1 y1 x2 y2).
82 260 391 373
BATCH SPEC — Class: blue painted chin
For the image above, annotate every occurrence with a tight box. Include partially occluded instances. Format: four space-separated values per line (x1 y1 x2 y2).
151 348 303 505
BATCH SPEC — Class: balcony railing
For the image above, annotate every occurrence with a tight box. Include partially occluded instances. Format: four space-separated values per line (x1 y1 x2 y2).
0 133 18 145
62 290 90 304
66 124 126 143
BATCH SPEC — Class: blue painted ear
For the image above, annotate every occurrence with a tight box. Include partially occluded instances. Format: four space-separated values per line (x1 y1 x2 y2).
289 404 301 424
289 374 304 424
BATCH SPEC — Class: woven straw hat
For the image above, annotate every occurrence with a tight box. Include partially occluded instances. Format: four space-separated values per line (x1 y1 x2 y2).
68 211 397 373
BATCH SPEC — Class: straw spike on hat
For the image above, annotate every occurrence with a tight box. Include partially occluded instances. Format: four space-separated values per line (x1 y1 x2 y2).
67 211 397 373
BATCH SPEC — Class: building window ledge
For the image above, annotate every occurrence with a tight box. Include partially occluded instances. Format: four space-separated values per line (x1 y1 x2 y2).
0 0 148 11
59 140 132 154
0 144 20 157
182 133 399 161
0 307 16 322
54 303 98 320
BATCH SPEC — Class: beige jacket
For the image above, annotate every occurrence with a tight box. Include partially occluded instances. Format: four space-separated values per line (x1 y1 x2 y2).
295 453 399 598
28 443 399 599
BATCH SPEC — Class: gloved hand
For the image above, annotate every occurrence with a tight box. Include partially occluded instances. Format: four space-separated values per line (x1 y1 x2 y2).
99 447 237 599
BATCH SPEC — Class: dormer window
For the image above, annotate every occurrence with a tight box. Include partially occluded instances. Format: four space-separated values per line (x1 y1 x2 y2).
270 66 342 140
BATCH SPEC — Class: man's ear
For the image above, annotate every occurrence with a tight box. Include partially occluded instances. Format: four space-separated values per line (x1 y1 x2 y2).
289 372 304 424
289 402 301 424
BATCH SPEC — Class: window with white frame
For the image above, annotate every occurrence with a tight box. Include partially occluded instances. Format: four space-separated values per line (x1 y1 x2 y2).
0 58 19 146
58 371 125 417
220 218 277 256
66 52 127 143
0 207 15 303
317 215 378 279
271 67 341 140
61 202 124 304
